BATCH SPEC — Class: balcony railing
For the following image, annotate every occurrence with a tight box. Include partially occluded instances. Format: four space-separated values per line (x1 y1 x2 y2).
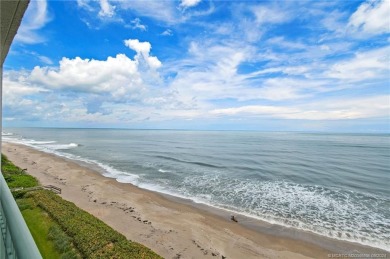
1 1 41 257
0 172 41 258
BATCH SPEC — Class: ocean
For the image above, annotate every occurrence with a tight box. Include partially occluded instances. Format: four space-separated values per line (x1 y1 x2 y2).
2 128 389 251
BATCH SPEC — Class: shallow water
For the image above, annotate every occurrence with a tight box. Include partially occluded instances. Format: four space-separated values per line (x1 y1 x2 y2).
3 128 390 251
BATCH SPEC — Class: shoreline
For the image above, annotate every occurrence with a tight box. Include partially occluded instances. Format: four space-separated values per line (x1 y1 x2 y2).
2 142 388 258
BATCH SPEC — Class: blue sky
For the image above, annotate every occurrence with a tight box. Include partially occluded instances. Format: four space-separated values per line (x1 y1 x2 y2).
3 0 390 132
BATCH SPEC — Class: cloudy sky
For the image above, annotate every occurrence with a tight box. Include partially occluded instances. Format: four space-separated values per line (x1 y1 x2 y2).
3 0 390 131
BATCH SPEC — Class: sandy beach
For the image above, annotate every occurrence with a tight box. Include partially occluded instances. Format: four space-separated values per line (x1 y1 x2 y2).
2 142 387 259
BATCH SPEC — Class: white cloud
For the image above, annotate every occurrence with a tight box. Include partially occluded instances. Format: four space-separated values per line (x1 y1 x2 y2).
2 71 52 121
211 105 296 116
15 0 51 43
252 5 292 25
37 55 53 65
129 18 147 31
98 0 115 17
115 1 179 24
3 72 49 99
348 0 390 35
3 68 195 123
146 56 162 70
124 39 162 69
319 9 349 36
4 37 175 121
320 45 331 51
219 4 292 42
23 51 54 65
18 39 164 118
267 37 306 50
210 95 389 120
30 54 142 98
77 0 93 11
161 29 173 36
124 39 151 53
180 0 202 9
327 46 390 81
166 40 330 102
77 0 213 27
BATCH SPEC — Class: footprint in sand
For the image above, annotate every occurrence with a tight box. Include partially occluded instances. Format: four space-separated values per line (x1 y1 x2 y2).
191 240 220 257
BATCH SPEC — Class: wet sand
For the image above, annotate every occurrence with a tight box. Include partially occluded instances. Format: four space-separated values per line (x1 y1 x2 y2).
2 142 387 259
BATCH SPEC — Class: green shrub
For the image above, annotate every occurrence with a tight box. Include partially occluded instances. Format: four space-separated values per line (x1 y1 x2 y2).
48 225 73 253
1 154 39 188
61 249 81 259
6 174 38 188
1 154 23 174
47 225 62 241
29 190 162 258
16 198 35 210
54 237 72 253
13 190 28 199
